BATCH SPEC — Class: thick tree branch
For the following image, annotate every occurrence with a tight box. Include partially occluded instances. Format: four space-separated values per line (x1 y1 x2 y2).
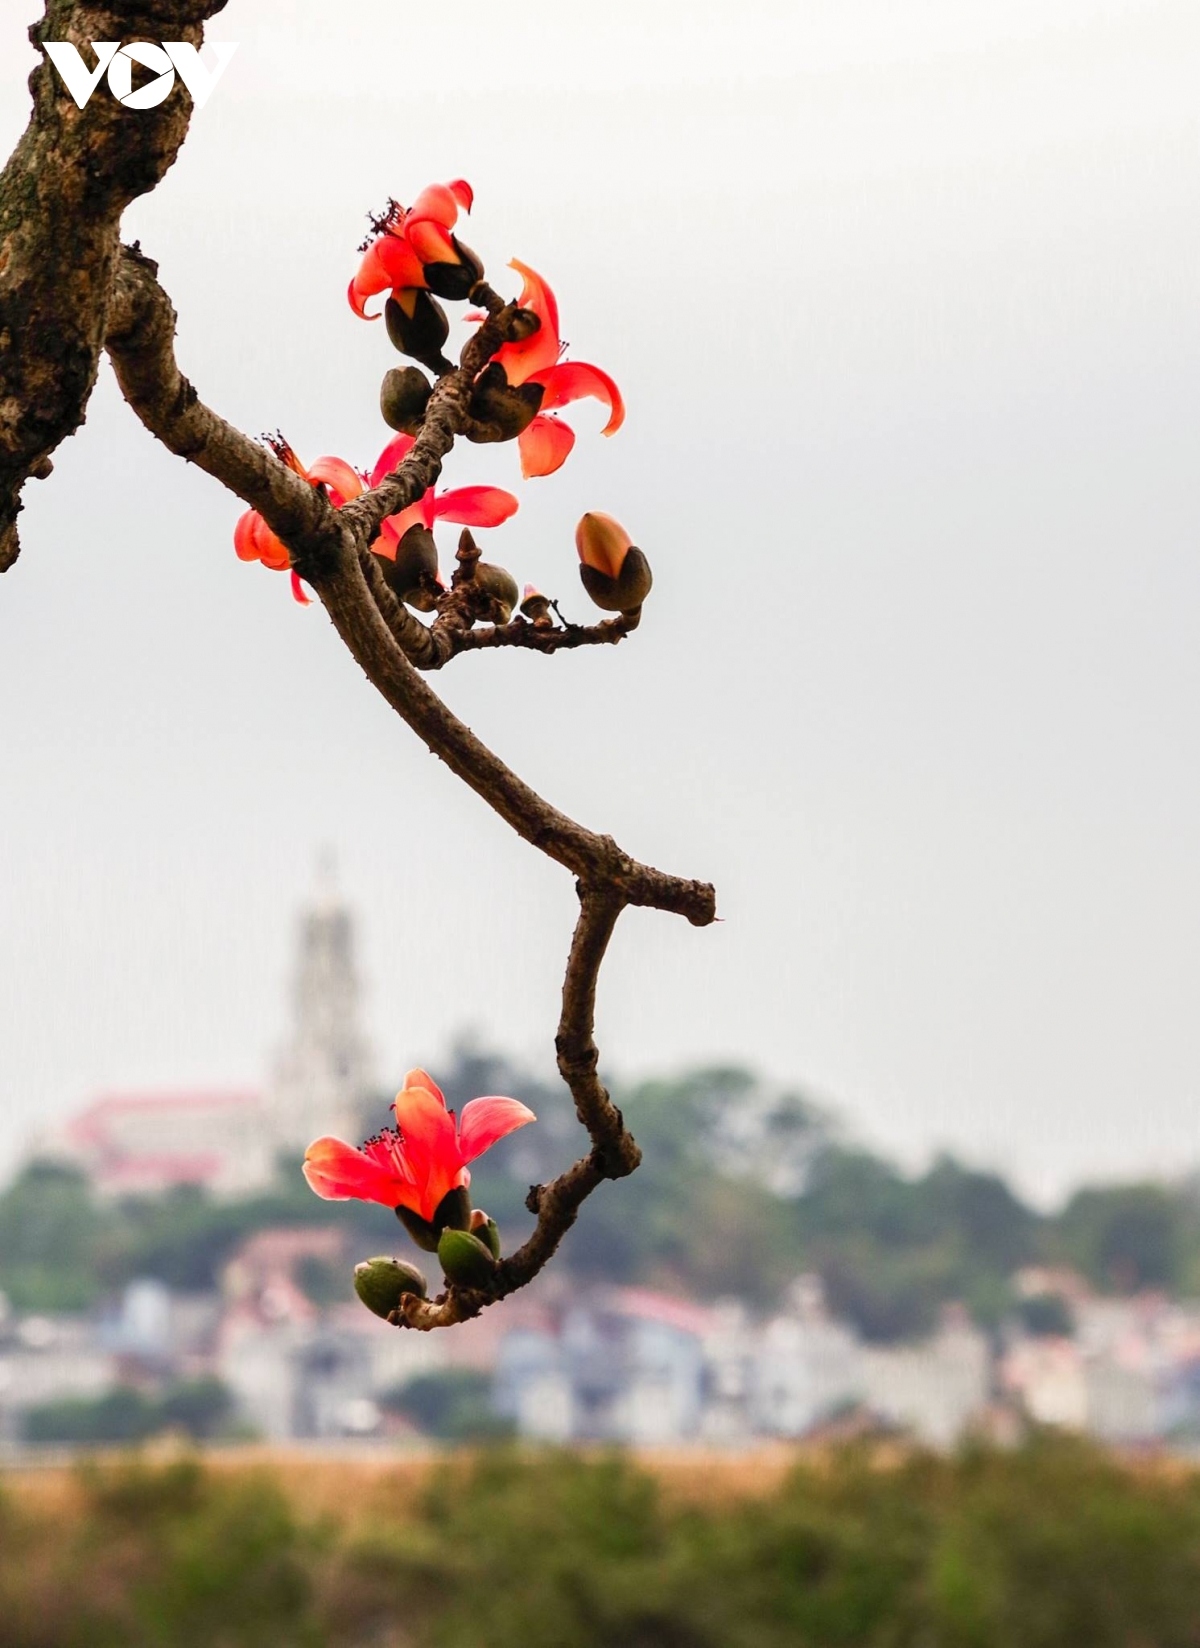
0 1 227 570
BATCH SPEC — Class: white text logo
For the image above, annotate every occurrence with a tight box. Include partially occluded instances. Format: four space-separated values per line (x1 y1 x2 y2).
42 42 238 111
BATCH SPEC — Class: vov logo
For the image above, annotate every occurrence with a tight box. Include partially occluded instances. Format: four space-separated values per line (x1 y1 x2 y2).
43 41 238 111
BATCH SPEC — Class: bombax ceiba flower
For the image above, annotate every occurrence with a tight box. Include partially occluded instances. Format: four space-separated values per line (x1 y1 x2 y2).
303 1068 535 1225
232 438 363 604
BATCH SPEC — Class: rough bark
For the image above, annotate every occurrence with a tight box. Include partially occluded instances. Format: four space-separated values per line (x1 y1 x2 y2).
0 1 227 570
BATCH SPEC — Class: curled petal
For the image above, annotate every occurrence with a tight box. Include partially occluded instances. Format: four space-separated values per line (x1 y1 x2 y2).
369 432 417 488
234 508 265 562
431 485 520 528
290 571 312 605
518 415 576 479
303 1137 405 1206
531 361 625 437
407 182 465 230
493 260 561 385
350 235 426 318
306 456 364 505
404 1068 447 1107
457 1097 537 1164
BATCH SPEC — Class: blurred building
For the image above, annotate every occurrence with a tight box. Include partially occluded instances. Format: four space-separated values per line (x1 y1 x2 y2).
42 864 373 1198
265 856 375 1155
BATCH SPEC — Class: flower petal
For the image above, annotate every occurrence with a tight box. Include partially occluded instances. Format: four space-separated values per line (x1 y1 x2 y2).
530 361 625 437
493 260 561 385
404 217 459 267
303 1137 404 1205
431 486 520 528
393 1075 462 1221
518 415 575 479
306 456 364 505
407 182 465 231
349 235 426 318
380 502 426 545
403 1068 447 1107
290 571 312 605
234 508 265 562
369 433 417 488
457 1096 537 1164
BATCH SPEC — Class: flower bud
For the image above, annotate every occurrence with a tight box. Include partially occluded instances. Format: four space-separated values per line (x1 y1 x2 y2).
576 514 652 613
467 362 545 444
507 306 541 343
376 523 440 611
474 562 520 625
385 290 451 373
380 366 433 435
353 1255 428 1319
438 1227 498 1289
422 237 485 302
470 1209 502 1260
520 585 553 627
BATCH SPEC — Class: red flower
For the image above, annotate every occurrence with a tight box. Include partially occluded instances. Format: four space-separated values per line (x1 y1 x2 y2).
303 1068 535 1223
233 439 363 604
366 433 519 564
490 261 625 479
349 180 475 320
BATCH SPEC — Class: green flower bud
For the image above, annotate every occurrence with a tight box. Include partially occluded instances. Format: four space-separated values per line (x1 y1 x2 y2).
438 1227 498 1289
467 362 545 444
474 562 520 625
386 290 451 374
353 1255 428 1319
470 1209 502 1260
380 366 433 435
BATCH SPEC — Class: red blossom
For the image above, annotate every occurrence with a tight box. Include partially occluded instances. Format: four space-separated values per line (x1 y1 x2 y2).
349 179 475 320
366 433 519 564
303 1068 535 1223
490 261 625 478
232 440 363 603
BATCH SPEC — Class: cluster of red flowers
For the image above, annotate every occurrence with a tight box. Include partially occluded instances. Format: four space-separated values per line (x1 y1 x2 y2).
233 180 631 607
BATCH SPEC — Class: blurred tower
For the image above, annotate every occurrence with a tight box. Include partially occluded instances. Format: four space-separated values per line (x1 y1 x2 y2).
267 855 374 1154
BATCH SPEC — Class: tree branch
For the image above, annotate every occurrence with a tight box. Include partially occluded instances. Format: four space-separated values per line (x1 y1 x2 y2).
0 1 228 571
397 883 634 1330
102 241 715 1327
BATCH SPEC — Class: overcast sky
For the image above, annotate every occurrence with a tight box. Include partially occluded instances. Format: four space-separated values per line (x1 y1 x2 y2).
1 0 1197 1203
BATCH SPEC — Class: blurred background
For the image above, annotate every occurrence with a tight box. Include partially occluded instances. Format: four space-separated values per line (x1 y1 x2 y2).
2 1 1200 1642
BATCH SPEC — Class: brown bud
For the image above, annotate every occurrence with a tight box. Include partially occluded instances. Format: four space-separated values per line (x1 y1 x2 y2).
423 237 485 302
385 290 451 374
506 306 541 343
374 524 441 612
576 513 652 613
380 366 433 435
474 562 520 625
520 585 554 627
467 362 545 444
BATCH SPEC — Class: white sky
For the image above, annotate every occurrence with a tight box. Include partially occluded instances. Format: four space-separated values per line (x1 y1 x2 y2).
1 0 1198 1203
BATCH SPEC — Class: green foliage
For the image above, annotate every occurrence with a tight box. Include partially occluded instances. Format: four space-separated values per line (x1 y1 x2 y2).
379 1370 513 1443
22 1378 233 1446
5 1442 1200 1646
